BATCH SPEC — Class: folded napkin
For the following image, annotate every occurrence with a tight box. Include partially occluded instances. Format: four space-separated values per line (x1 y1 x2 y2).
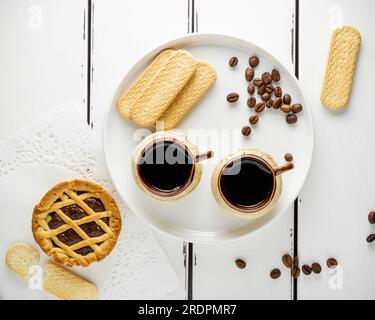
0 101 178 299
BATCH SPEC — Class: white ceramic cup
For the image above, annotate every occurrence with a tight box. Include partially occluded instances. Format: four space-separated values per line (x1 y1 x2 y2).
132 131 213 202
211 148 294 219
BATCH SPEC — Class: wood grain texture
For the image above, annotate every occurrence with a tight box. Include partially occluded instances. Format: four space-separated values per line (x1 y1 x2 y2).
0 0 86 140
192 0 295 300
298 0 375 300
88 0 188 299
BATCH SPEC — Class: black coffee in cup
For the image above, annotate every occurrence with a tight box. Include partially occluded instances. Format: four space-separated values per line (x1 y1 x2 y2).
219 156 275 210
137 140 194 196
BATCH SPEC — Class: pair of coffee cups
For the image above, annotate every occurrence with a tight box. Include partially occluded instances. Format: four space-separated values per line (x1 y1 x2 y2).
131 131 294 219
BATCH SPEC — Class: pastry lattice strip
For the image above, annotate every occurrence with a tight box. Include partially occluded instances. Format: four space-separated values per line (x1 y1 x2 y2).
35 190 114 264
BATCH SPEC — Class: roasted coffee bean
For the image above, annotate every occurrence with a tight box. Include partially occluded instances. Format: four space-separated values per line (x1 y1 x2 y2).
367 234 375 243
292 266 301 278
368 212 375 224
227 93 239 103
273 97 283 109
311 263 322 274
270 268 281 279
247 97 256 108
245 67 255 82
283 94 292 105
266 84 274 94
281 104 292 113
242 126 251 137
249 115 259 125
253 78 264 87
292 104 303 114
266 99 273 108
229 57 238 67
326 258 338 269
284 153 294 162
271 69 281 82
302 265 312 275
262 93 271 102
255 102 266 113
257 84 266 95
235 259 246 269
247 85 255 95
249 56 259 67
274 86 282 97
282 254 293 268
286 114 298 124
262 72 272 85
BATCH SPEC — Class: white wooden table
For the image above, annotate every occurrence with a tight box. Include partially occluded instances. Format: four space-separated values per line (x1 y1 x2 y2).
1 0 374 300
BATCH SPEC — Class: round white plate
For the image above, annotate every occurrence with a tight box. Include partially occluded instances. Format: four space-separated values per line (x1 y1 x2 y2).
0 165 116 299
104 34 314 243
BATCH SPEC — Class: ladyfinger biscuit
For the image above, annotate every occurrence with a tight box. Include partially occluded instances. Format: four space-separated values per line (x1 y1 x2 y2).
158 61 216 130
131 50 197 127
43 261 97 300
6 242 40 280
117 49 174 119
321 26 361 110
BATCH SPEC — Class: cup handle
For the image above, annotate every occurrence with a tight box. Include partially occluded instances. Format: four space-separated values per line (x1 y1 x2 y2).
194 151 214 163
274 162 294 176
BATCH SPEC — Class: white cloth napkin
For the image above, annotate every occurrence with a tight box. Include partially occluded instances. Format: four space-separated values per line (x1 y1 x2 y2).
0 101 178 299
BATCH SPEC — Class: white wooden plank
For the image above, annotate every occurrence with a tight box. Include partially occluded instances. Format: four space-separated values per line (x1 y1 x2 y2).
89 0 189 299
192 0 295 300
0 0 86 140
298 0 375 299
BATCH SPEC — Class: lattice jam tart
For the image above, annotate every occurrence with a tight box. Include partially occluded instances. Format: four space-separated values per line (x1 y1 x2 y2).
32 180 122 267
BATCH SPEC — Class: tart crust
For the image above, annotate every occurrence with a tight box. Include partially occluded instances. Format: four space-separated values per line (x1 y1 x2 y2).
32 180 122 267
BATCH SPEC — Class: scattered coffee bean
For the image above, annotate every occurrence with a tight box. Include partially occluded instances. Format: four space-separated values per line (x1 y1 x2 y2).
286 114 298 124
255 102 266 113
283 94 292 105
266 99 273 108
368 212 375 224
249 56 259 67
253 78 264 87
262 93 271 102
242 126 251 137
284 105 294 114
281 104 292 113
257 84 266 95
326 258 338 269
249 115 259 125
235 259 246 269
229 56 238 67
274 86 282 97
292 104 303 114
245 67 255 82
270 268 281 279
273 97 283 109
302 265 312 275
282 254 293 268
266 84 274 94
227 93 239 103
367 234 375 243
292 266 301 278
247 85 255 95
271 69 281 82
311 263 322 274
247 97 256 108
262 72 272 85
284 153 294 162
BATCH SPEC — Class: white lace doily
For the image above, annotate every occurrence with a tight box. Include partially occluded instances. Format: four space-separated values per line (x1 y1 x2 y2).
0 101 178 299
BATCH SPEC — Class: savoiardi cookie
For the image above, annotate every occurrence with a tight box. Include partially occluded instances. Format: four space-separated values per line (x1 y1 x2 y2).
321 25 361 110
158 60 216 130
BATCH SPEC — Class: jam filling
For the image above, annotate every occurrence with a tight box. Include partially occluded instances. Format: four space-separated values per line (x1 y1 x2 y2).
47 196 109 256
